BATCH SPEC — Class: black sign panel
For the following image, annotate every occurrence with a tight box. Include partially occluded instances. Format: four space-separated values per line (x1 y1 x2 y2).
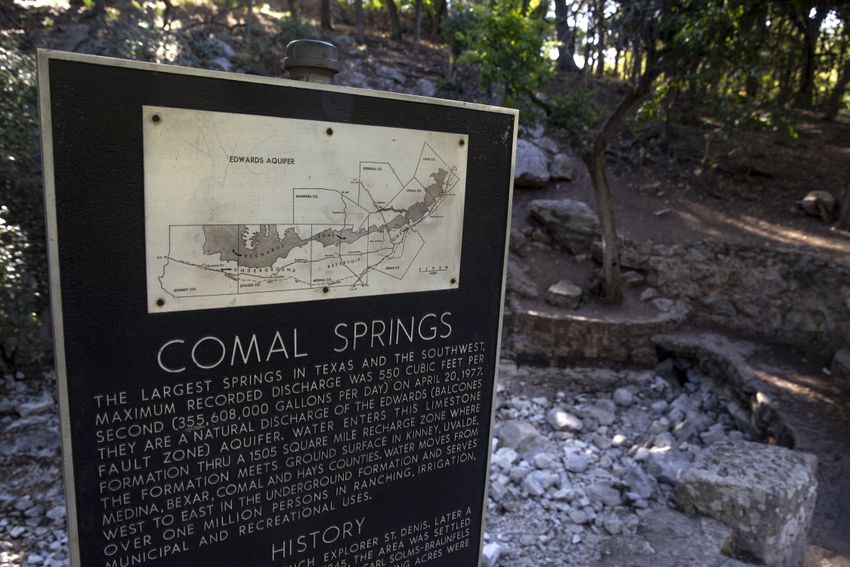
39 51 516 567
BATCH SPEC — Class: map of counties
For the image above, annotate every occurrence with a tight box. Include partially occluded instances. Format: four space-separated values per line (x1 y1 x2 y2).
143 107 467 313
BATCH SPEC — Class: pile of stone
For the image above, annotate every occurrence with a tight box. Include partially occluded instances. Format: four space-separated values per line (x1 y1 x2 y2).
0 362 817 567
0 370 67 567
480 361 813 567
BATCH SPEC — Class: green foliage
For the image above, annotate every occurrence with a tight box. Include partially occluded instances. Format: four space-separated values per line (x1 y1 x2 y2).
88 5 182 64
548 85 603 133
447 3 552 108
277 9 317 42
0 35 38 172
442 5 482 58
0 206 43 368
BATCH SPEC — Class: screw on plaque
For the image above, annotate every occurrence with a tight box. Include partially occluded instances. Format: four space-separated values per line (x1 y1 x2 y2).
326 127 334 136
459 139 465 146
323 286 330 293
156 298 165 307
283 39 340 84
152 113 162 124
451 278 457 284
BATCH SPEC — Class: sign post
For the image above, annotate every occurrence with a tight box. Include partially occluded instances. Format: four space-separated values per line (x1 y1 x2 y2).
38 50 517 566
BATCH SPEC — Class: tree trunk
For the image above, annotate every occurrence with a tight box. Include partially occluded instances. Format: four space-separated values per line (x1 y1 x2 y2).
586 153 621 302
825 56 850 120
613 47 620 78
630 42 641 84
355 0 365 44
321 0 333 31
584 56 659 302
839 181 850 228
245 0 255 37
554 0 579 72
795 7 826 108
595 0 605 77
431 0 446 38
386 0 403 40
413 0 422 52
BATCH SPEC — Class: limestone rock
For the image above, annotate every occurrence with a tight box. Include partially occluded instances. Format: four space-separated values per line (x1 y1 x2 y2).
550 154 578 181
676 440 818 567
207 56 232 72
525 123 545 139
481 542 502 567
588 481 621 507
17 393 53 418
546 408 584 432
647 448 690 484
545 280 583 309
534 136 560 154
621 270 646 287
491 447 519 470
798 190 836 222
507 258 539 299
612 387 634 407
595 509 737 567
515 140 550 188
497 421 547 456
831 347 850 376
640 288 659 302
585 400 617 426
376 65 407 85
700 294 737 318
412 77 437 97
528 199 600 253
331 34 356 49
205 37 236 59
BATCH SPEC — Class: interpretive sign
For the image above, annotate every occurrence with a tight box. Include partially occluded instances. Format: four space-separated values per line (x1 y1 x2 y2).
38 50 517 567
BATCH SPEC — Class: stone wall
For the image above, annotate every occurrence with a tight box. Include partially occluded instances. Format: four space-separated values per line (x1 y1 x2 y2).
505 305 688 365
614 240 850 355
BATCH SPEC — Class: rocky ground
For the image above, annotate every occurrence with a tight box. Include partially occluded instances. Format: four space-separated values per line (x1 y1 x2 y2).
481 361 755 567
0 369 66 567
0 358 762 567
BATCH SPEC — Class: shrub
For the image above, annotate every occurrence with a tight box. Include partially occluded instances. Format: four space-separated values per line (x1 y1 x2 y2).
0 206 44 368
0 34 38 174
548 85 603 133
447 3 552 109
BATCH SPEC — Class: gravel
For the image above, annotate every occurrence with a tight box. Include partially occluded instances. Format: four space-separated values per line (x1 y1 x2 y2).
483 362 753 566
0 362 753 566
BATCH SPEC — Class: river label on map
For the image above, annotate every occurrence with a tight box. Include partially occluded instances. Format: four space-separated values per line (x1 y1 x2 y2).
144 106 467 313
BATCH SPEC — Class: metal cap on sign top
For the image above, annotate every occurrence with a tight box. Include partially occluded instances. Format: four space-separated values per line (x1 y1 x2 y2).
284 39 340 84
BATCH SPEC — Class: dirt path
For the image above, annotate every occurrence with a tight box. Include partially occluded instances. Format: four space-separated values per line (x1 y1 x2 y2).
749 350 850 566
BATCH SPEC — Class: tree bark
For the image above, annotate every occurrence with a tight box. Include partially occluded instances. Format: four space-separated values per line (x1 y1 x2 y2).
355 0 365 44
584 13 593 73
794 6 826 108
386 0 403 40
595 0 605 77
745 12 767 99
245 0 255 37
431 0 446 38
839 181 850 228
413 0 422 52
554 0 579 72
825 59 850 120
584 54 659 302
321 0 333 31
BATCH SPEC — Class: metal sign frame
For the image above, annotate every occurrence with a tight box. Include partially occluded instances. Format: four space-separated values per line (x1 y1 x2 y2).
38 50 518 566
